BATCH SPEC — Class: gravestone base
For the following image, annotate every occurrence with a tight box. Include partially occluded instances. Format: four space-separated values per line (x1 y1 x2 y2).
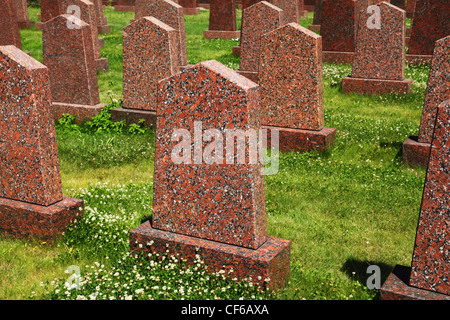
0 197 84 241
341 77 414 95
98 25 110 34
323 51 355 64
18 20 36 29
52 102 106 123
114 5 134 11
183 7 200 15
402 136 431 168
406 54 433 65
130 220 291 290
203 30 240 39
232 46 241 56
381 265 450 300
36 22 43 30
237 70 258 83
263 125 336 153
96 58 109 72
111 107 157 128
308 25 320 33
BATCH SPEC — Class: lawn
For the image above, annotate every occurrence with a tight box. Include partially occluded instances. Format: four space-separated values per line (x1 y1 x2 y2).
0 5 430 301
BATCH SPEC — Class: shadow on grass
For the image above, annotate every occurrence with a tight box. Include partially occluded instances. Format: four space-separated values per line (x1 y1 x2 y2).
379 141 404 162
341 258 395 294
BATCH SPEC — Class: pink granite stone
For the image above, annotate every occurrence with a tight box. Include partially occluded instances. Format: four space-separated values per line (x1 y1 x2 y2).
417 36 450 144
408 0 450 57
0 0 22 49
259 23 323 130
135 0 188 68
122 17 178 111
40 0 63 23
203 0 240 39
409 99 450 296
271 0 299 23
259 23 336 152
14 0 35 29
321 0 356 63
0 45 62 206
238 1 285 82
342 2 413 95
381 100 450 300
129 60 290 289
42 14 105 122
153 60 266 249
178 0 200 14
114 0 135 11
92 0 110 33
60 0 109 72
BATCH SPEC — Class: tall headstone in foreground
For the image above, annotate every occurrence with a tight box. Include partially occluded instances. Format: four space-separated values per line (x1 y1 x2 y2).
114 0 135 11
14 0 35 29
381 98 450 300
342 2 413 95
321 0 356 63
178 0 200 14
402 36 450 168
60 0 109 72
237 1 286 83
0 45 84 241
111 17 178 127
0 0 22 49
406 0 450 64
42 14 105 123
130 60 291 290
135 0 188 69
259 23 336 152
203 0 240 39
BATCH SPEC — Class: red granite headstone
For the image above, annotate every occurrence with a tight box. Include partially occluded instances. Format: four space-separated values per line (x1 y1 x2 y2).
112 17 178 127
259 23 335 152
0 45 84 240
135 0 188 69
405 0 415 18
93 0 110 34
342 2 413 95
238 1 286 82
129 60 290 289
178 0 200 14
203 0 240 39
0 0 22 49
60 0 109 72
321 0 356 63
14 0 35 29
242 0 262 9
403 36 450 167
42 14 105 123
381 99 450 300
271 0 299 23
308 0 323 32
408 0 450 57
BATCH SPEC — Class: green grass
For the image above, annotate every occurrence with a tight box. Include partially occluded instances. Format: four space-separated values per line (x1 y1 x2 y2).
0 6 432 301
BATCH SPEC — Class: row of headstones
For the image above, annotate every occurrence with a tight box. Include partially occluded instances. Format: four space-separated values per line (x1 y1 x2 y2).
1 44 450 297
0 0 449 297
308 0 449 64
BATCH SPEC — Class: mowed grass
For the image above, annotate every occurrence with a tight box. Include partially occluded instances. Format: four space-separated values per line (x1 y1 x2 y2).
1 7 431 300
